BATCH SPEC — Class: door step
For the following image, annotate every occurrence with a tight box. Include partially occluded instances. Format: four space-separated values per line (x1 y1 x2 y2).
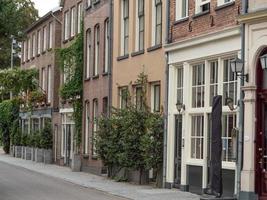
200 195 237 200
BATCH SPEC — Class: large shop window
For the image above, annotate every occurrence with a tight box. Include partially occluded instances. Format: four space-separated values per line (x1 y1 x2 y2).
192 63 205 108
191 115 204 159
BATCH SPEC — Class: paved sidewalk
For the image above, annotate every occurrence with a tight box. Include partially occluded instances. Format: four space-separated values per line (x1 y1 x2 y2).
0 152 199 200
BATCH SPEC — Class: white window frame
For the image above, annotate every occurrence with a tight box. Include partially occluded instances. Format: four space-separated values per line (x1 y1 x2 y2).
94 25 100 76
32 33 36 57
64 11 69 40
104 19 109 73
43 26 47 52
27 38 31 60
41 67 46 92
152 0 162 46
195 0 211 14
135 0 144 51
120 0 129 56
87 0 92 8
86 29 91 79
92 99 98 156
85 101 90 154
176 0 189 20
70 7 76 37
120 87 128 109
37 30 41 55
49 22 53 49
47 65 52 103
77 2 82 34
151 83 161 112
217 0 234 7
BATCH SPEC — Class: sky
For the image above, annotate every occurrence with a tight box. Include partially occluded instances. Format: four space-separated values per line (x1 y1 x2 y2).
32 0 60 17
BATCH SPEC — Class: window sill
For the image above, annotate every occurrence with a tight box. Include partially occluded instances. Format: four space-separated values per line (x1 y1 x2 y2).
92 74 99 79
215 1 235 11
102 72 109 76
173 17 189 25
86 5 92 10
131 49 144 57
117 54 129 61
147 44 162 52
84 77 91 82
63 39 69 44
192 10 210 19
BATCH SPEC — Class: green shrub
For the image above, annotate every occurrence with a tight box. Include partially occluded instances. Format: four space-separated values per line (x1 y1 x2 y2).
40 122 53 149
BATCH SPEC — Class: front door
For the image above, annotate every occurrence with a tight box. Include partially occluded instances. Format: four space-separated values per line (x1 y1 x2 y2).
174 115 182 187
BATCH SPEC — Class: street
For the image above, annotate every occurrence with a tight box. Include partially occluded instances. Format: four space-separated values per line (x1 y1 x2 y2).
0 161 127 200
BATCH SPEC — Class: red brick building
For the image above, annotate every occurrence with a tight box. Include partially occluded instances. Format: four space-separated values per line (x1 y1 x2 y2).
164 0 241 196
81 0 111 175
20 8 62 161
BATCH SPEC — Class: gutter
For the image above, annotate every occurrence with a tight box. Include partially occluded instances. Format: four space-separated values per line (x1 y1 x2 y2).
108 0 113 117
162 0 170 188
237 0 248 198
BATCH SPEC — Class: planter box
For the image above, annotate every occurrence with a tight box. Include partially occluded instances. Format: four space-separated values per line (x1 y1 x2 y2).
35 148 44 163
71 153 81 172
128 169 149 185
10 145 15 157
15 146 22 158
25 147 32 160
43 149 52 164
31 148 36 162
21 146 25 159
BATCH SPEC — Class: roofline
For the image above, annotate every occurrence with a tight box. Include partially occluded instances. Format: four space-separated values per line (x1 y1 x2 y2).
25 7 62 33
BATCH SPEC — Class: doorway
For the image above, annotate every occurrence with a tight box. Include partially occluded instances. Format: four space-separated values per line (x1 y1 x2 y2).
174 115 182 187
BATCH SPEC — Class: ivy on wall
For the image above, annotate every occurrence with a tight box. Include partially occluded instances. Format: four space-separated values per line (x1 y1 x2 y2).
57 24 84 149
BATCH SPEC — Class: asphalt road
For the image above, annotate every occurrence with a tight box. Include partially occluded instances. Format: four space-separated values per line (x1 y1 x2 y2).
0 161 128 200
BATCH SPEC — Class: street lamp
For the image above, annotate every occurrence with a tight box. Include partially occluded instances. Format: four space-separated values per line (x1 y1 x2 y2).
176 101 185 114
230 58 249 82
260 54 267 70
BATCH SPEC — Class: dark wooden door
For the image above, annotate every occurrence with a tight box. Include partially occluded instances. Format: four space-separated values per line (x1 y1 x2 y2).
174 115 182 187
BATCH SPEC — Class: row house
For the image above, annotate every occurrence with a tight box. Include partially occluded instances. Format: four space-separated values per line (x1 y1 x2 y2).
112 0 166 117
56 0 83 167
20 8 62 160
238 1 267 200
164 0 241 197
81 0 111 175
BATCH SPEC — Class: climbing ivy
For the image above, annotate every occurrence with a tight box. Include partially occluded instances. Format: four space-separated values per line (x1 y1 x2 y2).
57 24 84 149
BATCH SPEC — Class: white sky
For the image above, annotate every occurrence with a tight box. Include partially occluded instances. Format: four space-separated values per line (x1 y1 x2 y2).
32 0 60 17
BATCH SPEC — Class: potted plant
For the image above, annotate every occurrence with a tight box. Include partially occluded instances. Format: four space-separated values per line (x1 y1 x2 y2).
41 122 53 164
34 132 43 163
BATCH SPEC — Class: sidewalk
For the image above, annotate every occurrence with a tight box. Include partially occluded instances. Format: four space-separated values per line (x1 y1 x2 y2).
0 152 199 200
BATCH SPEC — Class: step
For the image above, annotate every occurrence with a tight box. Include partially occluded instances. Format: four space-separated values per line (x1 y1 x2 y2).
200 195 237 200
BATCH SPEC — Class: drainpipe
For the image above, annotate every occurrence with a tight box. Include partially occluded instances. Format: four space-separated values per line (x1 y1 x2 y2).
108 0 113 117
237 0 248 199
163 0 170 188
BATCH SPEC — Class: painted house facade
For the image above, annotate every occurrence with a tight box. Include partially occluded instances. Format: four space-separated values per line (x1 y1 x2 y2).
20 9 62 161
112 0 166 117
81 0 111 175
164 0 241 196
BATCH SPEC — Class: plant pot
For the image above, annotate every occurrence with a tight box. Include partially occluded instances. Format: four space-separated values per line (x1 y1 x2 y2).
127 169 149 185
35 148 44 163
31 148 36 162
15 146 22 158
71 153 81 172
25 147 32 160
43 149 52 164
10 145 15 157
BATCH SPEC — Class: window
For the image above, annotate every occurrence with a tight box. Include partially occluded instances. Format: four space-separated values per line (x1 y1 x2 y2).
92 99 98 156
177 67 183 105
217 0 233 6
87 0 92 7
37 30 41 55
102 97 108 116
176 0 188 20
222 114 236 162
223 58 237 106
23 42 26 62
86 29 91 79
121 0 129 55
47 65 52 103
136 87 143 110
195 0 210 14
41 67 46 92
84 101 90 154
152 84 160 112
191 115 204 159
49 22 53 49
153 0 162 45
77 3 82 34
136 0 144 51
192 64 205 108
64 11 69 40
23 119 29 134
27 38 31 60
43 26 47 52
32 34 36 57
104 19 109 73
209 61 218 106
94 25 100 76
120 87 128 109
70 7 76 37
32 118 39 132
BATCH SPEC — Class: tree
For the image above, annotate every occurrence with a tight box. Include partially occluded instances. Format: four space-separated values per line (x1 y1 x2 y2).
0 0 38 69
